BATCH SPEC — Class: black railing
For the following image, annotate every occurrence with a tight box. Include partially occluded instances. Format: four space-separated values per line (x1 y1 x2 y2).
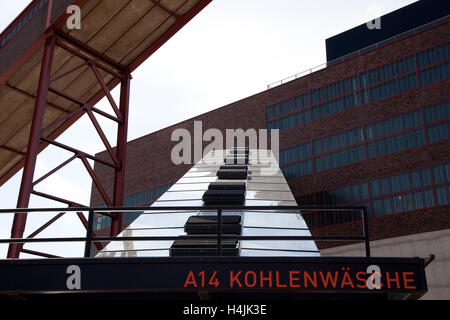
0 205 370 258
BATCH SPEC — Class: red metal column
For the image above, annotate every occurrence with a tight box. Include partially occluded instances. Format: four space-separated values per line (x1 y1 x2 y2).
8 35 56 259
110 75 131 236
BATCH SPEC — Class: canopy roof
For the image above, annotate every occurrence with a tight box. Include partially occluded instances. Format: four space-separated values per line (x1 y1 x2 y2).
0 0 212 186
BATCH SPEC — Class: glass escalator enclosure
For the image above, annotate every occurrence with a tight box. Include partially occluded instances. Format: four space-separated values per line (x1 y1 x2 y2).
96 149 320 258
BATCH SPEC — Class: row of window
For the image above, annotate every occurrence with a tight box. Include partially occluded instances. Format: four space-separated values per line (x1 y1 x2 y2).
366 129 425 159
436 185 450 206
372 189 435 217
123 183 173 206
280 160 312 179
281 107 428 168
303 207 368 229
309 76 358 105
416 42 450 69
426 121 450 143
265 93 309 120
279 99 450 178
313 127 363 155
311 93 360 120
314 146 365 172
361 74 418 105
0 0 47 47
266 109 309 131
300 163 449 206
433 163 450 184
265 42 449 132
424 101 450 124
365 109 422 140
279 142 311 165
299 163 450 228
371 168 431 197
418 62 450 86
327 183 369 204
359 55 416 88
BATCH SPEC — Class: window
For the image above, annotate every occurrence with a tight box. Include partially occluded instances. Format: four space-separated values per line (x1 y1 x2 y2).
427 121 450 143
372 189 434 217
436 186 449 205
367 129 425 159
265 93 309 122
281 160 312 179
314 146 364 172
280 142 311 165
433 163 450 184
424 101 450 124
417 43 449 68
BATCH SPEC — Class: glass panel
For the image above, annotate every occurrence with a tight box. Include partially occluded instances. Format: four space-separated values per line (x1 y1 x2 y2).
436 186 448 205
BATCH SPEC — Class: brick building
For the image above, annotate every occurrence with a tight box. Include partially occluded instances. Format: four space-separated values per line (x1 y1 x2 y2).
91 1 450 298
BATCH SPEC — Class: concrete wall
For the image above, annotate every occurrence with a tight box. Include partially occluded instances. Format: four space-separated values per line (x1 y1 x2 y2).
321 229 450 300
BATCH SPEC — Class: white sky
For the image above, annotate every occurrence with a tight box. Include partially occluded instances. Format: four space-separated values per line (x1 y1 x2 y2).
0 0 417 258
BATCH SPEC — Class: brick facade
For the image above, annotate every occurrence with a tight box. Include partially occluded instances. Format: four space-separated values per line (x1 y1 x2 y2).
91 21 450 244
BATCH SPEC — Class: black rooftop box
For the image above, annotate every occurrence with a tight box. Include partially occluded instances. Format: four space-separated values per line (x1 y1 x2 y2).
326 0 450 62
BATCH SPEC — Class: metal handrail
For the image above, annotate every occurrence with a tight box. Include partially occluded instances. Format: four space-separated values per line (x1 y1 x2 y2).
0 205 370 258
267 15 450 89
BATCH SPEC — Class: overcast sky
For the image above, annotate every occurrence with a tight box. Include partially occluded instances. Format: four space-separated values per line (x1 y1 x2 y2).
0 0 417 257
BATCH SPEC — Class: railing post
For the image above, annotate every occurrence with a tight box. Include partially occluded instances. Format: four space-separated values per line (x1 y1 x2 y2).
217 209 222 256
361 207 371 257
84 209 94 258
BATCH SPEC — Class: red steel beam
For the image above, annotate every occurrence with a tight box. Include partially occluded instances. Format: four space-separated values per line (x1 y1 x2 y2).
111 76 131 236
75 211 104 251
0 0 213 187
0 75 122 187
90 106 121 123
42 106 85 134
40 137 118 169
49 0 132 81
50 61 88 84
89 63 122 120
54 30 127 73
30 190 87 207
55 39 126 80
2 1 214 258
85 108 120 166
79 155 113 207
26 212 66 239
20 249 61 259
32 154 77 186
48 86 84 106
8 35 56 259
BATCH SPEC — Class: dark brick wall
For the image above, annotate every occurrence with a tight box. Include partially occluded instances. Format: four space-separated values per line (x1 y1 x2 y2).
91 21 450 242
311 206 450 250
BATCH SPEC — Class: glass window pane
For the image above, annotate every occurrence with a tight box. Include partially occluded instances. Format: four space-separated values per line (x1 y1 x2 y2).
413 191 424 209
423 189 434 208
436 186 448 205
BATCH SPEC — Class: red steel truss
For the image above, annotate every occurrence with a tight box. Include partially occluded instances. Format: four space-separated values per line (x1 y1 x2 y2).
7 30 131 259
